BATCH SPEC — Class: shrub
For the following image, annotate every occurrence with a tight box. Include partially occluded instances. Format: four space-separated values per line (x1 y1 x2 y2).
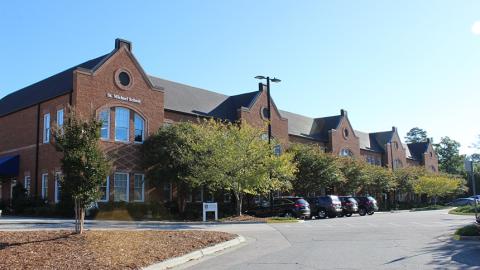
455 224 480 236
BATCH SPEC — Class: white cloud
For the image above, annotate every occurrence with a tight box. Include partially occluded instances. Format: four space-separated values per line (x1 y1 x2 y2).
472 21 480 35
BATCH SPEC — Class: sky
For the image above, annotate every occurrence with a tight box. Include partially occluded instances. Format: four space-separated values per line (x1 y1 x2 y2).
1 1 480 154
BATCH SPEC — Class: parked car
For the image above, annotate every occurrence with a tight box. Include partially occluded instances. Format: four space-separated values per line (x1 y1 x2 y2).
447 198 476 206
469 195 480 200
245 197 311 218
307 195 343 219
338 196 358 217
354 196 378 216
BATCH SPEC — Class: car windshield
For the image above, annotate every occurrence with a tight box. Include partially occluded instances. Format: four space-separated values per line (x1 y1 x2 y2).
330 196 341 203
296 199 309 205
367 196 377 203
348 198 357 203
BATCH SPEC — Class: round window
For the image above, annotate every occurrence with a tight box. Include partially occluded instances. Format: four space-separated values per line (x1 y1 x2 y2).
114 69 133 90
261 107 270 120
118 71 130 86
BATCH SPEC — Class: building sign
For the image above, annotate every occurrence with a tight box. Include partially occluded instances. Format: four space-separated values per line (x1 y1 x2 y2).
106 93 141 104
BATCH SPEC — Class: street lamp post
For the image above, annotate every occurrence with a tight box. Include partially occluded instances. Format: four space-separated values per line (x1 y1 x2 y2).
255 76 281 211
255 76 281 145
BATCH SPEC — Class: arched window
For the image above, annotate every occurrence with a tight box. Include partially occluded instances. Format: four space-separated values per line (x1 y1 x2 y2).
99 109 110 140
134 113 145 143
340 149 353 157
115 107 130 142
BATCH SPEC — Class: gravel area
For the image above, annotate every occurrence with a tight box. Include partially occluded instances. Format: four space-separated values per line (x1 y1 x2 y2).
0 230 235 270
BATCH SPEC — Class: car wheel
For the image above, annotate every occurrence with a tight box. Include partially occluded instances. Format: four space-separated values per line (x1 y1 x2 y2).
318 209 327 219
358 208 367 216
367 211 374 215
345 213 352 217
284 212 293 218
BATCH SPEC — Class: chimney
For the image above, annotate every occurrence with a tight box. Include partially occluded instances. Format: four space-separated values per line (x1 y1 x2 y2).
340 109 348 117
258 82 267 92
115 38 132 51
392 126 397 132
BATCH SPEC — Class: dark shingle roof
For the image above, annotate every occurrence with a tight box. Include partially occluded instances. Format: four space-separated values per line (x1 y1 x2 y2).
355 130 381 152
407 142 429 161
0 54 109 117
148 76 259 121
279 111 342 142
369 131 394 152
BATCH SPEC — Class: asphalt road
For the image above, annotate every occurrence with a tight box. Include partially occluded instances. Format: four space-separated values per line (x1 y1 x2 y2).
0 210 478 269
180 210 480 270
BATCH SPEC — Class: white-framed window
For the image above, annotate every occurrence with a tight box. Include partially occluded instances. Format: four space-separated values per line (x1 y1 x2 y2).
24 176 31 196
224 192 231 203
10 179 17 200
56 108 64 127
99 176 109 202
163 181 172 202
115 107 129 142
134 113 145 143
41 173 48 199
133 174 145 202
114 172 129 202
340 148 353 157
43 113 50 143
54 172 62 203
99 109 110 140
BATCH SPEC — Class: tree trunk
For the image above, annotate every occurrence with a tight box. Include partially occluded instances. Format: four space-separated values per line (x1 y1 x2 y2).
74 199 79 234
79 207 85 234
235 193 243 216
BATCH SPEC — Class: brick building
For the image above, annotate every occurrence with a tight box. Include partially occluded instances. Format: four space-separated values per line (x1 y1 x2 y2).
0 39 438 203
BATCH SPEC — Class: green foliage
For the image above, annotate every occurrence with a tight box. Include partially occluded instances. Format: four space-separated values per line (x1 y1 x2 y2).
54 110 110 233
455 224 480 236
362 163 397 195
142 122 206 214
288 144 342 196
450 205 477 215
413 174 465 204
193 120 296 215
393 166 427 194
337 157 366 195
405 127 429 144
434 137 464 174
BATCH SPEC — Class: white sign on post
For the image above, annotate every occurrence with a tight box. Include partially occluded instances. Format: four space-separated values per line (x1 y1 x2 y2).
203 202 218 222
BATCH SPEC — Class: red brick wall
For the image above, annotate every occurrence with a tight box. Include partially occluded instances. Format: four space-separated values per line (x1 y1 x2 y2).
360 149 383 165
238 90 289 145
422 143 439 172
384 129 407 170
328 115 361 158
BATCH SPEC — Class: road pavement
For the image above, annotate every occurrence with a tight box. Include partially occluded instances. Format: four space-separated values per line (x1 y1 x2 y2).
0 210 478 269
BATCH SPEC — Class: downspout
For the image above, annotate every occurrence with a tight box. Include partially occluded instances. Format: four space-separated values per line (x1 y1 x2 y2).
34 103 41 197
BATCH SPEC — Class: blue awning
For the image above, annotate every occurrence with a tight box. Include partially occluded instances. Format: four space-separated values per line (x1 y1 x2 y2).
0 155 19 177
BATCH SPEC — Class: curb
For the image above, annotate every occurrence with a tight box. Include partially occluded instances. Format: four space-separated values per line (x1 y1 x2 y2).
455 235 480 241
143 235 246 270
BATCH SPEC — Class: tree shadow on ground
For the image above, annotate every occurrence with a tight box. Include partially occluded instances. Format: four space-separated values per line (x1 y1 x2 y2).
0 233 75 250
421 237 480 269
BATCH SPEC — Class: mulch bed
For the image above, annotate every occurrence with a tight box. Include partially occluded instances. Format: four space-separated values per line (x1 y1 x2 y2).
0 230 235 270
219 214 267 223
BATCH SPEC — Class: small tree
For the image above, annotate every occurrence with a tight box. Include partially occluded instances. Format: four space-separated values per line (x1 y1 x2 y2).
288 143 342 196
54 110 110 234
413 174 465 205
141 122 206 214
405 127 429 144
195 120 296 216
362 164 397 196
337 157 366 195
434 137 464 174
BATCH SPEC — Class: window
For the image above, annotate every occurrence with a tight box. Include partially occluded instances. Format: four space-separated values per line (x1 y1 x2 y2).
343 128 349 138
41 173 48 199
57 109 64 127
24 176 31 196
393 159 403 169
55 172 62 203
340 149 353 157
99 176 109 202
43 113 50 143
205 191 215 203
260 133 269 141
134 113 145 143
133 174 145 202
10 179 17 200
163 181 172 202
189 187 203 202
115 107 129 142
99 109 110 140
114 173 129 202
119 72 131 87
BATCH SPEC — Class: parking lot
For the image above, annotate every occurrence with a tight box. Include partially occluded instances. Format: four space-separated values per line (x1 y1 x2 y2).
0 210 479 269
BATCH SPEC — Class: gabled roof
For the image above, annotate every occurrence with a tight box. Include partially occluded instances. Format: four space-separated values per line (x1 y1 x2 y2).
369 130 395 152
0 54 109 117
149 76 259 121
355 130 383 152
407 142 430 161
279 111 342 142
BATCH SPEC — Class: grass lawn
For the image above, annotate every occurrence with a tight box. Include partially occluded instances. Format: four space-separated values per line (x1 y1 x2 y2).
265 217 299 223
449 205 478 216
455 224 480 237
0 230 234 270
